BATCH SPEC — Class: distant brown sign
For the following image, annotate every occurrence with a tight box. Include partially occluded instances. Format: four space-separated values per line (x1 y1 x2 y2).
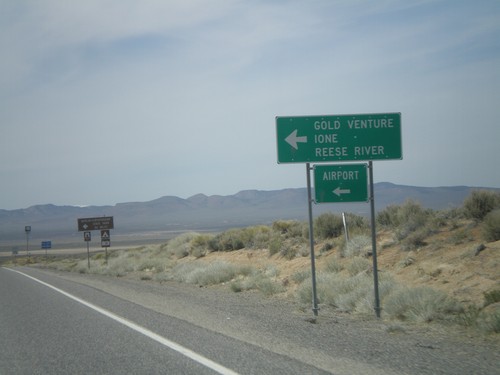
77 217 114 231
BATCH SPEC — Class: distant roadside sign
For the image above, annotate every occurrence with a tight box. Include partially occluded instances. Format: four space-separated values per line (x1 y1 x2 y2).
41 241 52 249
78 217 114 231
276 113 402 163
101 230 110 248
314 164 368 203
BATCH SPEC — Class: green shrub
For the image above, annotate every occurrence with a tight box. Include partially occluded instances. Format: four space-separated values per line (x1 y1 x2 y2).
397 203 431 239
478 311 500 334
268 233 283 256
222 226 273 249
256 278 285 296
291 270 311 284
314 213 344 239
190 234 213 257
482 209 500 242
484 290 500 307
384 286 462 323
356 277 398 315
207 237 220 252
224 229 247 250
320 242 334 254
463 190 500 221
244 225 272 249
272 220 305 238
377 200 433 245
153 271 173 283
297 272 377 313
209 229 247 251
106 256 135 277
167 232 200 258
377 205 400 227
344 235 371 258
230 280 243 292
400 227 431 251
346 257 371 276
377 200 430 231
334 282 373 312
280 244 297 260
297 273 339 305
171 261 253 286
344 213 370 231
456 305 481 327
136 258 161 272
324 257 343 273
448 228 473 245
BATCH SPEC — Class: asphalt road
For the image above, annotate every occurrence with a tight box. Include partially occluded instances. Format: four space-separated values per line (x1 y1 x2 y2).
0 267 329 374
1 266 498 375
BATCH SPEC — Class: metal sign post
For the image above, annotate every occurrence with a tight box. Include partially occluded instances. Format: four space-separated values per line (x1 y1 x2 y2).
101 230 111 265
342 213 349 243
41 241 51 261
24 226 31 258
306 163 319 316
368 161 381 317
84 231 91 269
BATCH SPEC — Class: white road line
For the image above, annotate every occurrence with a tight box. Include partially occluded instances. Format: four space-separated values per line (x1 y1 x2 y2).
5 268 239 375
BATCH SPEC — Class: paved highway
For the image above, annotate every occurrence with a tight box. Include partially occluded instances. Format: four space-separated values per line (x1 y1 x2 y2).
0 267 329 374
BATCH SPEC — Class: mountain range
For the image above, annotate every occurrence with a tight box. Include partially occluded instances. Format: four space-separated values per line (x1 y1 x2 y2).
1 182 499 248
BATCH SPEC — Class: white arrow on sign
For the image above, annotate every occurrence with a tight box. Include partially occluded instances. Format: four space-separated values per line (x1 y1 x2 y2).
285 129 307 150
333 187 351 197
83 224 89 229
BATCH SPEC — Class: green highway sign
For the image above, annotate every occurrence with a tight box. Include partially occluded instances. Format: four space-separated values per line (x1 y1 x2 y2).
314 164 368 203
276 113 402 163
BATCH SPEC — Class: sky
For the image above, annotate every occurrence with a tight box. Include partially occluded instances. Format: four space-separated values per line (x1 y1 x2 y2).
1 0 499 210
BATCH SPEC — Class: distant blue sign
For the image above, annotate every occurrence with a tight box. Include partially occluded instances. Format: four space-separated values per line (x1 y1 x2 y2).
41 241 51 249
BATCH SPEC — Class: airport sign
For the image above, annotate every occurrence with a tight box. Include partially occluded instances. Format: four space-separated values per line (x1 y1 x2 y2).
314 164 368 203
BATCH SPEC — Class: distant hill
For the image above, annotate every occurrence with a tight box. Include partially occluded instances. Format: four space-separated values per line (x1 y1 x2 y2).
1 183 499 245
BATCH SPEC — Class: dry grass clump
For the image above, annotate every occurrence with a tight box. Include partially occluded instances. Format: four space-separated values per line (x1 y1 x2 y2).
170 260 254 286
166 232 213 258
346 257 371 276
383 286 462 323
344 235 371 257
296 268 398 316
482 209 500 242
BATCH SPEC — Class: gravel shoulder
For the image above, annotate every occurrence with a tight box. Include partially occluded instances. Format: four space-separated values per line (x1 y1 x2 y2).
27 266 500 375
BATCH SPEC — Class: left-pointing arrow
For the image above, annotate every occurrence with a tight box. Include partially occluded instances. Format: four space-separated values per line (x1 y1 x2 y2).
333 187 351 197
285 129 307 150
